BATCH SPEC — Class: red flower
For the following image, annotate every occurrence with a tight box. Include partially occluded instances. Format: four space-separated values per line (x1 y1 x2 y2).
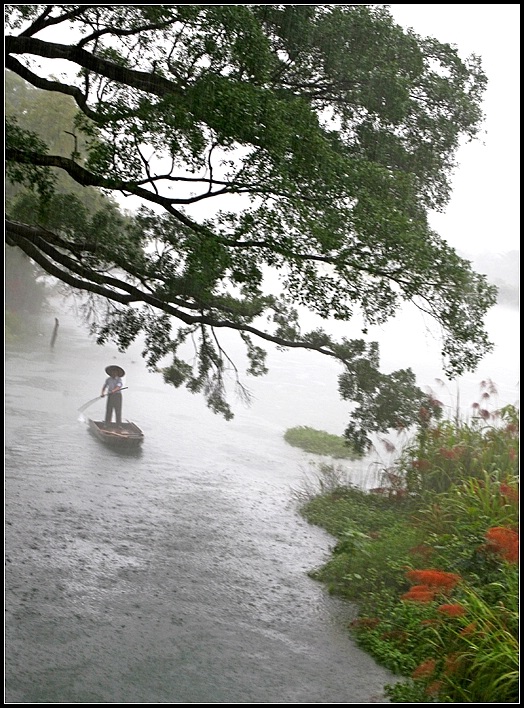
443 652 463 675
438 447 458 460
425 680 443 696
405 569 461 590
499 482 519 504
437 603 466 617
412 659 436 679
460 622 477 636
350 617 380 630
419 407 430 422
401 588 435 603
484 527 519 563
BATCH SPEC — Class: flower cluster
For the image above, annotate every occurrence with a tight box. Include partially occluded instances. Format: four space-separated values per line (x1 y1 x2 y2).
405 569 461 590
412 658 436 679
401 569 461 604
401 586 435 603
437 603 466 617
499 482 519 505
483 526 519 563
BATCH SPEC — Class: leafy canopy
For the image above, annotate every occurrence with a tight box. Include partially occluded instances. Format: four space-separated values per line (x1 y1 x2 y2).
5 5 496 447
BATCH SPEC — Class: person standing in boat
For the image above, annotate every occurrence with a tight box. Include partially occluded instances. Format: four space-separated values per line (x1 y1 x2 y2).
101 365 125 425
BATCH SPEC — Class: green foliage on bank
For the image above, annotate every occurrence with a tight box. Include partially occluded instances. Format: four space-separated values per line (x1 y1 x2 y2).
299 400 519 703
284 426 362 459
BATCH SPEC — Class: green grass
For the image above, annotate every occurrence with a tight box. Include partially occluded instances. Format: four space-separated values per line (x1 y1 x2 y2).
297 403 519 703
284 425 361 459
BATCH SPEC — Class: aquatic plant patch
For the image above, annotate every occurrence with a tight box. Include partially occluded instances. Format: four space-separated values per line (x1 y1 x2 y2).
284 426 361 459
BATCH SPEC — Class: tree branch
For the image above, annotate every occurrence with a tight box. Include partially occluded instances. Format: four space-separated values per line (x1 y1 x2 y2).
5 56 102 124
6 218 347 363
6 35 184 97
20 6 98 38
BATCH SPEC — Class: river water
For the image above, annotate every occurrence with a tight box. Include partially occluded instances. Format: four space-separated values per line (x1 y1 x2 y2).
5 304 402 704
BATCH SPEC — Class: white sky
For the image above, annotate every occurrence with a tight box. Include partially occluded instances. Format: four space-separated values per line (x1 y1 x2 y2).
389 4 520 257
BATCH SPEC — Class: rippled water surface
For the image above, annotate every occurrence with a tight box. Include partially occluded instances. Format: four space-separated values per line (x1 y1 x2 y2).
5 309 400 704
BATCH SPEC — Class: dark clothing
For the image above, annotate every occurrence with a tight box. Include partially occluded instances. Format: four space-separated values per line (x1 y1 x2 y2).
105 391 122 424
102 374 123 424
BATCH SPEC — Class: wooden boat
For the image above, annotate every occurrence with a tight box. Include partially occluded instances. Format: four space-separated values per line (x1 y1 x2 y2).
88 419 144 450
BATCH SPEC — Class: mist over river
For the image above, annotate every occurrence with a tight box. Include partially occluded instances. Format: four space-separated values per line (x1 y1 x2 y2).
4 296 518 703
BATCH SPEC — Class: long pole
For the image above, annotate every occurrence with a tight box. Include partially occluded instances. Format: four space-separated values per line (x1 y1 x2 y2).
78 387 128 413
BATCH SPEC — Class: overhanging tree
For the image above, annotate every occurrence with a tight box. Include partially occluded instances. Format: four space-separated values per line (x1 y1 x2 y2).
5 5 496 450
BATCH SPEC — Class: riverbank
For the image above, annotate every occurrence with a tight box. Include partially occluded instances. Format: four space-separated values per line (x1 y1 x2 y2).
298 406 519 703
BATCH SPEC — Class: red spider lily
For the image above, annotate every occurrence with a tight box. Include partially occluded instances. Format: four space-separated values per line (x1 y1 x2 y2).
438 447 455 460
409 584 433 593
442 444 467 459
460 622 477 636
349 617 380 630
443 652 464 675
412 458 430 471
437 603 467 617
405 569 461 590
419 406 430 422
484 526 519 563
401 588 435 603
425 680 444 696
428 395 443 410
438 447 460 460
412 658 436 679
480 379 498 396
499 482 519 504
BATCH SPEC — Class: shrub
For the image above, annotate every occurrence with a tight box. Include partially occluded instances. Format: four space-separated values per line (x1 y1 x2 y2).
391 403 519 497
299 394 519 703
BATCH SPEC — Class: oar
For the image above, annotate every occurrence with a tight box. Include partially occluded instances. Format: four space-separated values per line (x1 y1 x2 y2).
78 387 128 412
